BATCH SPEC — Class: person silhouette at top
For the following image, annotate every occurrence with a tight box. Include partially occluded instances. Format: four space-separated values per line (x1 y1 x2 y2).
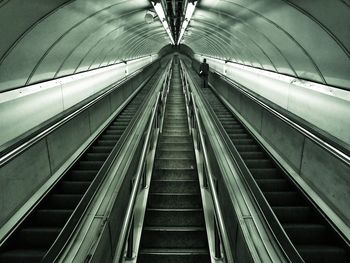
199 58 209 89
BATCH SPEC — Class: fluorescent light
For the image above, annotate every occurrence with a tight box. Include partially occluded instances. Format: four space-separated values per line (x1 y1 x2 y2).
177 1 197 45
152 2 175 45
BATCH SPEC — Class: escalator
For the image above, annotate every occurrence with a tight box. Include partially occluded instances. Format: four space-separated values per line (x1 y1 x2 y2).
0 73 160 263
201 88 350 263
137 60 210 263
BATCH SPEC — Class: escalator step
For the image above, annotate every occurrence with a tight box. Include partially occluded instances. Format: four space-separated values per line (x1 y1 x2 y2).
283 224 330 245
144 209 204 227
85 152 109 161
158 143 192 151
90 146 113 153
297 245 347 263
231 138 255 145
0 249 46 263
150 180 199 193
28 209 73 227
141 227 208 249
235 144 261 152
100 134 120 141
76 160 103 170
157 150 194 159
153 169 197 180
68 170 96 181
94 140 117 147
272 206 318 223
245 159 275 169
249 168 282 179
264 192 303 206
155 159 195 169
55 181 90 194
148 193 202 209
44 194 82 209
159 136 191 144
256 179 291 191
240 151 266 159
14 227 61 249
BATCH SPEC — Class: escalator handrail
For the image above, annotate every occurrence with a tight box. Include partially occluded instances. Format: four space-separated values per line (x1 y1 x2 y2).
180 60 233 263
0 61 158 167
41 62 171 263
181 62 306 262
191 92 234 263
112 60 173 262
210 69 350 166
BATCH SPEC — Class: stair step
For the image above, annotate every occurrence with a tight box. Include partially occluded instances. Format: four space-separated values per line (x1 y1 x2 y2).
150 180 199 193
141 227 208 249
144 208 204 227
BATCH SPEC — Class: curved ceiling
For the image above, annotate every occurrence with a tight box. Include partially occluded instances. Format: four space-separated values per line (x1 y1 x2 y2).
0 0 169 92
184 0 350 89
0 0 349 92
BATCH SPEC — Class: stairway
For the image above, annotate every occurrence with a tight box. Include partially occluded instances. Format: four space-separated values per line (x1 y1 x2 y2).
137 61 210 263
202 89 349 263
0 79 155 263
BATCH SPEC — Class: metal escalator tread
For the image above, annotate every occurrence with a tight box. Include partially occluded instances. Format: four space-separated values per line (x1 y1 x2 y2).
203 89 349 262
0 78 155 262
137 60 210 263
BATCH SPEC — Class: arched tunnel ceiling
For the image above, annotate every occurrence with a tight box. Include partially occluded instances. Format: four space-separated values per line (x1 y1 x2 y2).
184 0 350 89
0 0 170 91
0 0 349 92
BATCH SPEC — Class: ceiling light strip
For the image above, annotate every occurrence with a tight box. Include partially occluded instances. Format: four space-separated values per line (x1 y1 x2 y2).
152 1 175 45
177 1 197 45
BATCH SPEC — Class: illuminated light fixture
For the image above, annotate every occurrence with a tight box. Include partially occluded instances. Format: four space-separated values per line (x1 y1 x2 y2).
177 1 197 45
152 1 175 45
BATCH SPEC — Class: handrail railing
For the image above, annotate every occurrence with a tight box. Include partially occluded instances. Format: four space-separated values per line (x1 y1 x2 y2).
0 61 159 167
212 69 350 166
112 60 173 262
180 60 233 263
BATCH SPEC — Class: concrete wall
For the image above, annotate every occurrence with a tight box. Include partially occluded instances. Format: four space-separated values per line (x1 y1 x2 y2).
206 71 350 227
0 55 158 149
0 60 160 227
